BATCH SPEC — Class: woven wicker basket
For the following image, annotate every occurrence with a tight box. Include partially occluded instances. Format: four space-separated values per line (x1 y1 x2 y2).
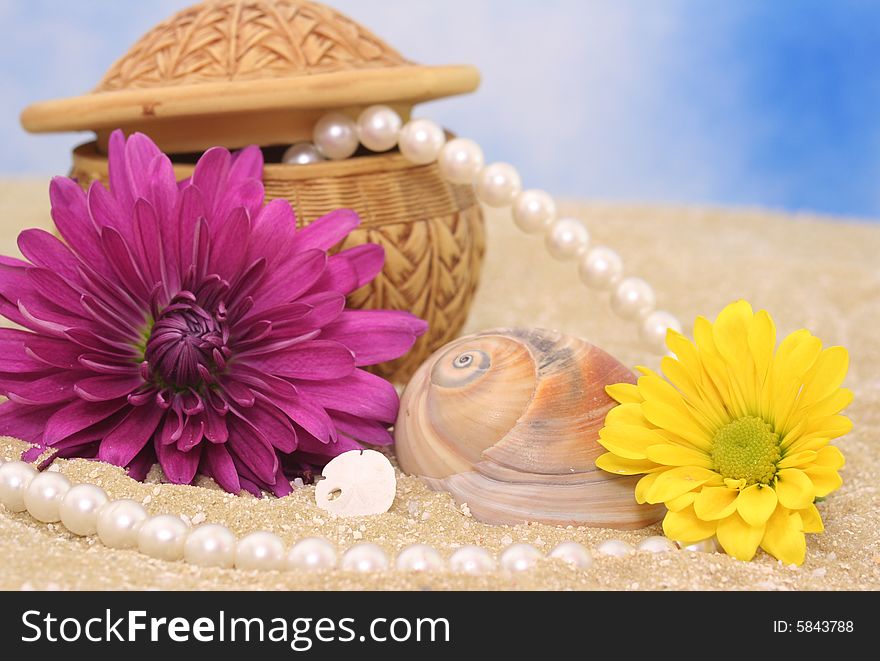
22 0 485 383
71 141 485 383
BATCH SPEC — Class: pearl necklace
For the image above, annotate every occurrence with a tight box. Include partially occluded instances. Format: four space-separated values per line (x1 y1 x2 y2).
0 458 716 575
285 105 682 354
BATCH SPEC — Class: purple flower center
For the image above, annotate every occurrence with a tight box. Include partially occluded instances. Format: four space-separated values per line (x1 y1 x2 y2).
144 291 230 389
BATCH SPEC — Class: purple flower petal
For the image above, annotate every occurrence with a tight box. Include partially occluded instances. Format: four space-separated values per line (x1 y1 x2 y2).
294 209 360 251
127 442 157 482
247 249 327 315
17 229 84 286
203 405 229 444
209 207 250 280
246 340 355 380
107 129 135 211
237 401 297 453
0 328 52 372
145 152 179 229
6 371 81 405
0 400 54 444
44 398 128 445
213 178 264 229
157 436 202 484
265 388 337 445
132 199 164 289
229 144 263 182
24 335 83 370
50 177 108 274
74 374 144 402
88 180 130 240
339 243 385 291
294 427 363 461
248 199 297 267
98 404 166 467
302 368 400 423
331 411 394 445
320 309 427 366
123 133 163 206
226 416 279 485
203 442 241 493
191 146 231 219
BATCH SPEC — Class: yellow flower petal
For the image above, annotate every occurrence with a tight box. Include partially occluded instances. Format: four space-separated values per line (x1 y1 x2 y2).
645 443 713 468
788 414 852 448
605 402 652 428
595 453 657 476
662 506 717 543
774 468 815 509
645 466 718 504
666 491 697 512
599 424 668 459
798 503 824 533
712 300 753 364
777 449 818 468
693 486 738 520
736 484 777 526
716 512 764 562
803 466 843 497
605 382 643 405
635 470 667 504
747 309 776 379
761 507 806 565
805 387 853 419
799 346 849 407
660 356 727 428
641 400 712 451
814 444 845 470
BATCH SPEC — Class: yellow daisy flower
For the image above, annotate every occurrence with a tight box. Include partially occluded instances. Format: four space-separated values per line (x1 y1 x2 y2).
596 300 850 565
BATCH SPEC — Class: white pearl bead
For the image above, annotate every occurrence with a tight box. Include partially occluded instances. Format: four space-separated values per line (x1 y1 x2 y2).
449 545 496 575
549 542 594 569
637 535 678 553
595 539 636 557
398 119 446 165
395 544 444 572
23 471 70 523
513 189 557 233
0 460 36 512
96 499 147 549
312 112 359 160
610 277 656 321
499 543 542 572
579 246 624 290
679 538 718 553
475 162 522 207
184 524 236 568
357 105 402 152
545 217 590 261
438 138 484 185
235 531 286 571
640 310 682 354
59 483 108 536
340 543 389 572
137 514 189 561
282 142 324 165
288 537 337 571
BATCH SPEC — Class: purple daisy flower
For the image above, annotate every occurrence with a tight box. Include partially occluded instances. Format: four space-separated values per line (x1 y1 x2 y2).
0 130 426 496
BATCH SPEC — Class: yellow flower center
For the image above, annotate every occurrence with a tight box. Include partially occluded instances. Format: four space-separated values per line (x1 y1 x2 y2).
710 416 781 485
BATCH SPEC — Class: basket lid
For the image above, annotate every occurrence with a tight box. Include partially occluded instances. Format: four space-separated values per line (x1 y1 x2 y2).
20 0 479 152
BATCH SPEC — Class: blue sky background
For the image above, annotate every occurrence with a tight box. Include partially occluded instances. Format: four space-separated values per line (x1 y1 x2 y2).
1 0 878 219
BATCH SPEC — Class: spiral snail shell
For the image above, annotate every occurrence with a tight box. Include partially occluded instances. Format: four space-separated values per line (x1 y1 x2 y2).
394 328 664 528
